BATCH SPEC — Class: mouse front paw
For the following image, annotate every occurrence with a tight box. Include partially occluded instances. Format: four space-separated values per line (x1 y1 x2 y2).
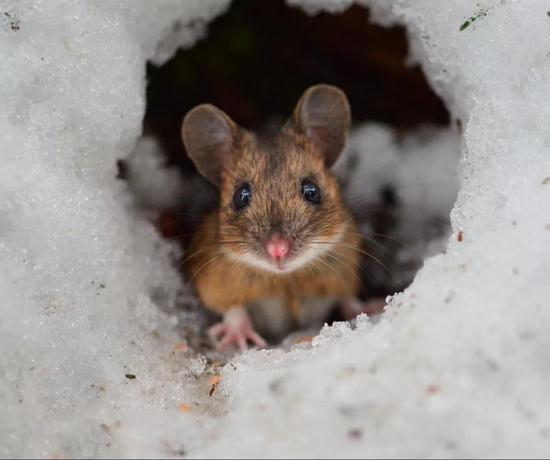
208 307 267 352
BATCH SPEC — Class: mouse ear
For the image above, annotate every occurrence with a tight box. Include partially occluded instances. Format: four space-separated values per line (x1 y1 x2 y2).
289 84 351 167
181 104 238 186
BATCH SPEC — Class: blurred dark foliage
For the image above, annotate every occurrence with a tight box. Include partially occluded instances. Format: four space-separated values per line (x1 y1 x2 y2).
144 0 449 172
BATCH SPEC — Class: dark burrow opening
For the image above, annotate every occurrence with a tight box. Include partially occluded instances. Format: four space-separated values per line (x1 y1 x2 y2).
122 0 456 349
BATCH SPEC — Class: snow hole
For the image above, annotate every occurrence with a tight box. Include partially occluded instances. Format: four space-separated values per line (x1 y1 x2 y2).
3 0 549 457
123 0 460 349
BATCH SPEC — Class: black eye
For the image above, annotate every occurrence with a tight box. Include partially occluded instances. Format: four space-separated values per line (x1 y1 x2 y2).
233 183 252 211
301 179 321 204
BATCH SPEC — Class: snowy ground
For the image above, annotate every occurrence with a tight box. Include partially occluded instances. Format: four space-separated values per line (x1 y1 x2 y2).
1 0 550 458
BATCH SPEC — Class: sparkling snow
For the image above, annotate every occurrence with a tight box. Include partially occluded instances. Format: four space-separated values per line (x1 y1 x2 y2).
1 0 549 458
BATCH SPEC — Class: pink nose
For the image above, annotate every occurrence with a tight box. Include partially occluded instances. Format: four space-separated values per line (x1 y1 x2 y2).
267 236 290 260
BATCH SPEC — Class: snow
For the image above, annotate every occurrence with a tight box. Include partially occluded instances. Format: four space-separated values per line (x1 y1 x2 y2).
0 1 229 458
124 136 186 211
1 0 550 458
334 124 461 287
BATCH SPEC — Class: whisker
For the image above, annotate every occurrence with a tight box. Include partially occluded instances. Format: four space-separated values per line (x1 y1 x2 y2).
361 235 396 256
321 251 364 289
368 232 409 246
188 254 223 283
313 254 347 287
309 241 393 276
330 246 391 286
176 247 212 268
219 240 254 246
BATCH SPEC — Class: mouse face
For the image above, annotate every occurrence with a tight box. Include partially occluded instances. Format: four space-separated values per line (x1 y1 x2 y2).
217 132 349 273
182 84 352 274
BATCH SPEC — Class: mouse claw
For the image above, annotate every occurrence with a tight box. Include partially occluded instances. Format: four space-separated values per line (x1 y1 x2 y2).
208 307 267 353
246 330 267 349
207 323 226 340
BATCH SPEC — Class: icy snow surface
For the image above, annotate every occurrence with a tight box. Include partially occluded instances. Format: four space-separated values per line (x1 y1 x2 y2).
1 0 550 458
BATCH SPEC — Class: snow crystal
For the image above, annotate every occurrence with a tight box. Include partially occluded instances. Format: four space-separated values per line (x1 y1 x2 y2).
2 0 550 458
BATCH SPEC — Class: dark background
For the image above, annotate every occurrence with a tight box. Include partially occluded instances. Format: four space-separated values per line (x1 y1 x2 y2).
144 0 448 172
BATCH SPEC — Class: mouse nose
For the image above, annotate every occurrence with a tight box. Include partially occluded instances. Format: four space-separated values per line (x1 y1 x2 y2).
266 235 290 261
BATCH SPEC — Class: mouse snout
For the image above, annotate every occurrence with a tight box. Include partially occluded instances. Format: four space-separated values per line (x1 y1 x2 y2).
266 234 291 261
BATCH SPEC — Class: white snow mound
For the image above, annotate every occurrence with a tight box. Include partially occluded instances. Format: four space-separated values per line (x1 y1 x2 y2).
1 0 549 458
0 1 229 458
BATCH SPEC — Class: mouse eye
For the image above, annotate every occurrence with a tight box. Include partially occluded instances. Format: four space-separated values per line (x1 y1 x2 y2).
301 179 321 205
233 183 252 211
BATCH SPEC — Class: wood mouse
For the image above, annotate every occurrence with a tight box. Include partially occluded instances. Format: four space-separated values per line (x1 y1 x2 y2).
181 84 377 352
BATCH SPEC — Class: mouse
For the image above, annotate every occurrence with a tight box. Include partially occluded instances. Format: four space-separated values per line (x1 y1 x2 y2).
181 84 382 352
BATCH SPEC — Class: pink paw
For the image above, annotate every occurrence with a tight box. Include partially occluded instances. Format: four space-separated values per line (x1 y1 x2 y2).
208 308 267 352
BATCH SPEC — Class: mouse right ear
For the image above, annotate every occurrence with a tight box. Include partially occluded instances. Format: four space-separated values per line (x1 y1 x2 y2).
181 104 238 186
288 84 351 167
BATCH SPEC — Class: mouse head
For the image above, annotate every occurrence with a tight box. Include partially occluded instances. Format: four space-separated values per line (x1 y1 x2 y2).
182 84 351 274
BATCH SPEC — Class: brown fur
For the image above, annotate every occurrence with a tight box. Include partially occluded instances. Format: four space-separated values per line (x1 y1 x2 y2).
187 213 361 318
183 85 361 321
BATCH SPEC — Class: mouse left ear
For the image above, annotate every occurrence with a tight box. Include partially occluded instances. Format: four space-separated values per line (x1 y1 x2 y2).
181 104 238 186
288 84 351 167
